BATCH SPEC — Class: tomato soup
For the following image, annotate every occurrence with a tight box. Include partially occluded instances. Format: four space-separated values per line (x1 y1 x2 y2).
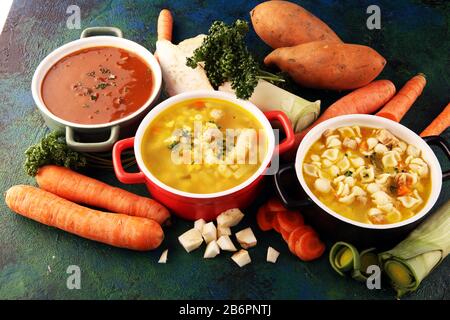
41 46 153 124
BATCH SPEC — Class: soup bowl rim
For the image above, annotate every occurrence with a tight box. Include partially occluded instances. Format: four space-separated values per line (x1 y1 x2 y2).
133 90 276 199
295 114 443 230
31 36 162 129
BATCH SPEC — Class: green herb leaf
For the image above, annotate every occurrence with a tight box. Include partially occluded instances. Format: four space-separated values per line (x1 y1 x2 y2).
186 20 283 99
24 131 86 176
168 141 180 150
344 170 353 177
96 83 109 90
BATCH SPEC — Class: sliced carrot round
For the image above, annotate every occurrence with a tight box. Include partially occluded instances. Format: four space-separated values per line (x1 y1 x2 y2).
287 225 313 254
272 212 282 233
280 226 291 242
256 205 276 231
277 210 304 233
266 198 286 213
295 231 326 261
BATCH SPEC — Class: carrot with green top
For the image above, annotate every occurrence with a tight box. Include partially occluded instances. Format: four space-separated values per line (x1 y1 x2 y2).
376 74 426 122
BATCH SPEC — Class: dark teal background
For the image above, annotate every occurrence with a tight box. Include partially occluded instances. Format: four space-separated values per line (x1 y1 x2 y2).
0 0 448 299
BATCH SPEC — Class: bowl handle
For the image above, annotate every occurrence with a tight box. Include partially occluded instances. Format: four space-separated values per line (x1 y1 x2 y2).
273 162 314 208
112 137 146 184
80 27 123 38
65 125 120 152
422 135 450 181
264 111 295 155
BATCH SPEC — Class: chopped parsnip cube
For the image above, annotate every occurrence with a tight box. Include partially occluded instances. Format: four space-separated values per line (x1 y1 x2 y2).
217 226 231 237
231 249 251 267
217 208 244 227
266 247 280 263
235 227 257 249
158 249 168 264
217 235 237 252
204 240 220 258
194 218 206 231
178 228 203 253
201 222 217 244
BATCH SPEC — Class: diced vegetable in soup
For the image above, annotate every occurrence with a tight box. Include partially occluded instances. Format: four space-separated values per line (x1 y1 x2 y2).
302 126 431 224
141 98 267 193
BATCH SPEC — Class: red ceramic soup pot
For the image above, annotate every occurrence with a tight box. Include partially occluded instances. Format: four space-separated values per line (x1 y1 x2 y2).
113 91 295 221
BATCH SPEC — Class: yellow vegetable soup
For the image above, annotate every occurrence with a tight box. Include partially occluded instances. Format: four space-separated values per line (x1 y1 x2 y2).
141 98 267 193
302 126 431 225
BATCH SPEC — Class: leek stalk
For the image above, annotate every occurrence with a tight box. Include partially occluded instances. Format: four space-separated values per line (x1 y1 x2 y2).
379 200 450 298
219 80 320 133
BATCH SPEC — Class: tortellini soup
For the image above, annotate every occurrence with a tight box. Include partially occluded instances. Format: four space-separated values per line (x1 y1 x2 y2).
302 126 431 224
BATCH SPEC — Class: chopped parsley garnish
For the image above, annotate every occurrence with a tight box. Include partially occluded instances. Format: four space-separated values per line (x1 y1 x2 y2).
168 141 180 150
100 67 110 74
344 170 353 177
96 83 109 90
90 95 98 101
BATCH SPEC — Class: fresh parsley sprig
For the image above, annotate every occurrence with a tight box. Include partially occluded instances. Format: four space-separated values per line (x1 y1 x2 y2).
186 20 284 99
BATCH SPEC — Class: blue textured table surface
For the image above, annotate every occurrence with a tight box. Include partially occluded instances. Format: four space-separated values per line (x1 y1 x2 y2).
0 0 448 299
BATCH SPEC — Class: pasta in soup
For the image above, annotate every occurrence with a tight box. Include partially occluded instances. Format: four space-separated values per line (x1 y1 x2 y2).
302 126 431 224
141 98 267 194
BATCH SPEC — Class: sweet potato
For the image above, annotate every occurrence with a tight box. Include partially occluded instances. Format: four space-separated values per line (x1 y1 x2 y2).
264 41 386 90
250 1 342 49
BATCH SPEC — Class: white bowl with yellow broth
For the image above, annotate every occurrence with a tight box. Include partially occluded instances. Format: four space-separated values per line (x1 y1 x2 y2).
274 114 446 246
296 115 443 230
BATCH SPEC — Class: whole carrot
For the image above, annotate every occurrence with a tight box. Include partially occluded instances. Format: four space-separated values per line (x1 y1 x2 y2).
5 185 164 251
420 102 450 137
157 9 173 41
36 165 170 225
376 73 426 122
283 80 396 160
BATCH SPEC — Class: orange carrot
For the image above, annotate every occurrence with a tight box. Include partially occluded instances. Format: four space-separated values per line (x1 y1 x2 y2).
5 185 164 251
280 227 291 242
287 225 313 254
36 165 170 225
376 74 426 122
294 231 325 261
266 197 286 212
284 80 396 160
256 205 276 231
276 210 304 233
397 185 411 196
272 213 282 233
420 102 450 137
157 9 173 41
